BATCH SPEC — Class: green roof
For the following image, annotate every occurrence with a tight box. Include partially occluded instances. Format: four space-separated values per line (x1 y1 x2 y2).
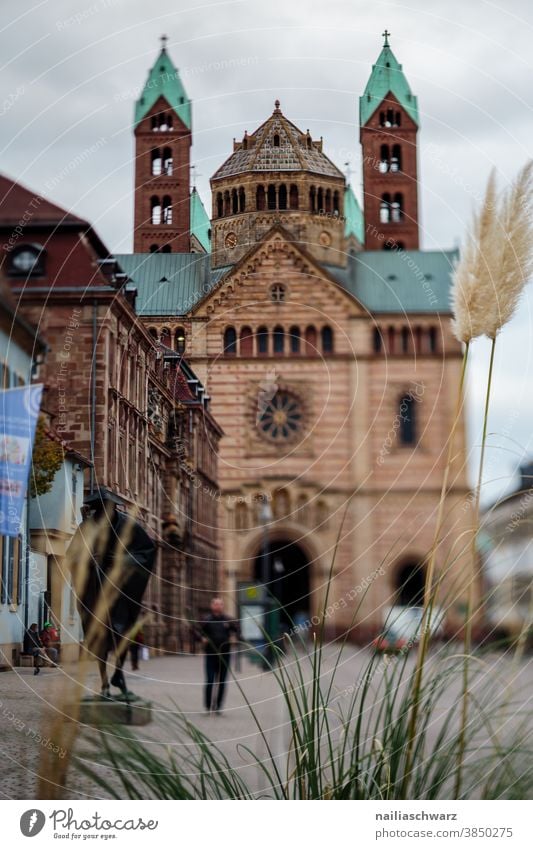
190 188 211 253
326 249 458 314
344 185 365 244
134 47 191 130
115 253 228 315
116 247 456 318
360 42 419 127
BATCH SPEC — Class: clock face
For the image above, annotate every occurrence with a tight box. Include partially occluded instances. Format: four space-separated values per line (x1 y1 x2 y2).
319 231 332 247
225 232 238 248
12 249 39 272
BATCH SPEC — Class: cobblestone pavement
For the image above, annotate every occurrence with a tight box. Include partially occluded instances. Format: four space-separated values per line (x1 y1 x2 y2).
1 645 531 799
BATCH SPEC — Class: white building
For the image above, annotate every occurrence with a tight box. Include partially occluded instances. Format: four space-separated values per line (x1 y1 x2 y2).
482 464 533 639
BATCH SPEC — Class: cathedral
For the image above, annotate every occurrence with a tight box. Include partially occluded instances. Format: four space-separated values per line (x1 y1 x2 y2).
117 33 472 639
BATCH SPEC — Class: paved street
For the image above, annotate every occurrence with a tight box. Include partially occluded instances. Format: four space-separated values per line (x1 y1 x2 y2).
1 645 531 799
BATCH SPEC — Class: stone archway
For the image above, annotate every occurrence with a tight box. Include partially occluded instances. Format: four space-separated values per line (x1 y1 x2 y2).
253 538 311 629
395 559 426 607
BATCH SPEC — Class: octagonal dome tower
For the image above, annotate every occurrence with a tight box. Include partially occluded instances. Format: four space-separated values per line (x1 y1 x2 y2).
210 101 349 269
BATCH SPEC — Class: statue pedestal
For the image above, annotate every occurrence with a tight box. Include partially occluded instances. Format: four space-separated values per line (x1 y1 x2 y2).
75 695 152 726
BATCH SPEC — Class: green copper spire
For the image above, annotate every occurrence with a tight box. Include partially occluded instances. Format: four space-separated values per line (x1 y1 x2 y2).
359 32 419 127
135 37 191 130
190 188 211 253
344 184 365 244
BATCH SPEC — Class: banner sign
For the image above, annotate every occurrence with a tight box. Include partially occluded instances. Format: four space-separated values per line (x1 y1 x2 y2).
0 385 43 537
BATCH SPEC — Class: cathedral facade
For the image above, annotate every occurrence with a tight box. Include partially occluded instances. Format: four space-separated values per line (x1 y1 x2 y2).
120 34 472 639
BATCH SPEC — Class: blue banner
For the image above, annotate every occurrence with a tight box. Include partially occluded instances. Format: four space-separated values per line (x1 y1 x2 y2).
0 385 43 537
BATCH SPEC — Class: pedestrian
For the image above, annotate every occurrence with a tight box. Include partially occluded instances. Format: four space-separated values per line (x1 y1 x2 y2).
199 597 239 714
40 621 60 665
23 624 51 675
129 625 144 671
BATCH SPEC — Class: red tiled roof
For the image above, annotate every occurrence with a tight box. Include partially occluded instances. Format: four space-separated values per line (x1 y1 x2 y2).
171 367 197 402
0 173 87 227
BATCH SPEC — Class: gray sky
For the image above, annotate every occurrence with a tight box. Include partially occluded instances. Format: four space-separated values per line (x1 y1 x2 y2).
2 0 533 503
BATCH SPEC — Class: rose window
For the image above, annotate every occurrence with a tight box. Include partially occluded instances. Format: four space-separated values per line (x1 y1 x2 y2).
257 391 303 441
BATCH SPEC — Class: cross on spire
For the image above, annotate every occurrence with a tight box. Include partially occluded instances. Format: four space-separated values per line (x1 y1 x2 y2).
190 164 202 189
382 29 391 47
160 34 168 49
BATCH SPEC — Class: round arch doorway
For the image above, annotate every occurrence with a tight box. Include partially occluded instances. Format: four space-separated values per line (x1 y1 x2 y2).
395 559 426 607
254 539 311 630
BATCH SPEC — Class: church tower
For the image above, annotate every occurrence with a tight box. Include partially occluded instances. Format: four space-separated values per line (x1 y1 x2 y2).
133 37 191 253
360 32 419 250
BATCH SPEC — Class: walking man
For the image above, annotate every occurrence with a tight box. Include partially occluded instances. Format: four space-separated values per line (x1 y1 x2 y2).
200 597 239 714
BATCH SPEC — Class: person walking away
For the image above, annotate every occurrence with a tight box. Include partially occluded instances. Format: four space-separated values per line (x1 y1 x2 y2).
23 624 51 675
200 597 239 714
129 625 144 671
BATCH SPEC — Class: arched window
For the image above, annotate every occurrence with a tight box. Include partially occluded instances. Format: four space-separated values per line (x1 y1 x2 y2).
325 189 332 213
151 116 158 131
396 241 405 251
415 325 423 354
289 184 298 210
163 147 173 175
391 193 403 222
148 327 158 340
235 501 248 530
162 196 172 224
379 111 386 127
257 326 269 355
321 326 334 353
216 192 223 218
160 327 171 348
310 186 316 212
239 187 246 213
399 394 417 445
289 325 300 354
231 188 238 215
151 149 162 176
391 144 401 172
161 244 171 253
395 112 401 127
223 326 237 355
175 327 186 354
317 187 324 212
386 108 394 127
151 196 161 225
380 193 391 224
387 326 395 354
273 133 280 147
278 184 287 210
267 184 277 210
429 326 438 353
256 185 266 211
224 191 231 216
149 244 159 253
373 327 382 353
333 190 340 213
273 325 285 354
401 326 409 353
305 325 317 355
379 144 389 173
240 326 253 356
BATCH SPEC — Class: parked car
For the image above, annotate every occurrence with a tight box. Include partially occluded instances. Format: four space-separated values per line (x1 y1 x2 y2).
372 628 411 653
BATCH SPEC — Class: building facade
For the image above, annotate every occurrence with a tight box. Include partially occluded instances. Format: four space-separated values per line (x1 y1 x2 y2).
0 175 221 656
0 278 46 666
121 35 473 640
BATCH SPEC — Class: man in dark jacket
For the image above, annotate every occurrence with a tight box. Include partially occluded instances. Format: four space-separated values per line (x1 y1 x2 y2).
23 623 49 675
200 597 239 714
